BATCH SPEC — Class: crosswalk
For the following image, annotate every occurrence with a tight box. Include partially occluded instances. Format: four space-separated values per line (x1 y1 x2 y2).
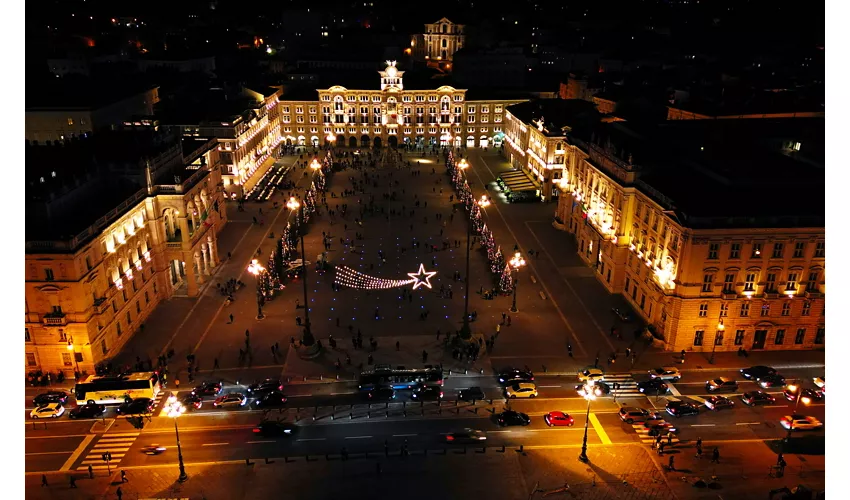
602 373 643 397
77 432 140 471
632 424 681 446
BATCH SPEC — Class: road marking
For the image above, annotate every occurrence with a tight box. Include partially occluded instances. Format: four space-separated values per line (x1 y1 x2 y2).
287 394 313 397
344 436 372 439
667 384 683 397
392 434 417 437
26 451 74 456
26 434 91 440
59 434 96 471
103 433 141 438
526 428 584 432
329 392 352 395
296 438 326 442
691 424 716 427
246 441 275 444
202 442 229 446
489 430 512 433
736 422 761 426
537 385 561 388
589 413 612 445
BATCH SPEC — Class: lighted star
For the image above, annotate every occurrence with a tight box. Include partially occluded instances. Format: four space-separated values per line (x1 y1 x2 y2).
408 263 437 290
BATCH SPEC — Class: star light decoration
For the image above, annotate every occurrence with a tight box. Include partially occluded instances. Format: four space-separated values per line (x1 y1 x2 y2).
334 264 437 291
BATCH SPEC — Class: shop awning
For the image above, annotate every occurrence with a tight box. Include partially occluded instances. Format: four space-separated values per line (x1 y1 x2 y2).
498 170 540 193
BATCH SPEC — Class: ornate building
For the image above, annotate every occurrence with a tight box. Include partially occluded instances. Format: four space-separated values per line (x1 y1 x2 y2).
25 136 227 377
278 61 526 150
411 18 465 68
553 116 825 353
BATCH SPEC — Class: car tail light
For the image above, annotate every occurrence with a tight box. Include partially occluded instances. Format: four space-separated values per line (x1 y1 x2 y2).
440 392 444 398
278 385 283 390
253 428 261 433
446 435 454 441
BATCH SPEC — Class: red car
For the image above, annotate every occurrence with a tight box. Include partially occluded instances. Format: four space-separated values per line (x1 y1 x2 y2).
544 411 575 427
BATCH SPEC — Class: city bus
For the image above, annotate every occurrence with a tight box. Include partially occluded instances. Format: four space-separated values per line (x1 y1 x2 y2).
358 365 444 391
74 372 162 405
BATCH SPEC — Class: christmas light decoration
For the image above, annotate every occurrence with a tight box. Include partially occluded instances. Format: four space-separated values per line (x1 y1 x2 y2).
334 264 437 291
408 263 438 290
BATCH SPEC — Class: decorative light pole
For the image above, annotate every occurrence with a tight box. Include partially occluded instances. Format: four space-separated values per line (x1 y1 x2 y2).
286 196 314 346
164 396 189 482
783 384 811 446
509 251 526 313
456 158 472 338
325 134 336 150
709 317 724 364
247 259 267 320
578 380 597 463
66 336 80 378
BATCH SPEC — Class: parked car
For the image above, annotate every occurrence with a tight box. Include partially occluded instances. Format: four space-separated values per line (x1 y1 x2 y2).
247 379 283 397
705 377 738 393
116 398 154 415
446 428 487 443
741 391 776 406
457 387 486 401
665 401 701 417
213 393 247 408
704 395 735 411
69 403 105 419
191 381 223 397
496 410 531 427
637 379 669 395
505 382 538 399
544 411 574 427
649 367 681 382
780 415 823 431
31 403 65 419
497 368 534 385
740 366 777 380
32 391 68 406
618 407 659 424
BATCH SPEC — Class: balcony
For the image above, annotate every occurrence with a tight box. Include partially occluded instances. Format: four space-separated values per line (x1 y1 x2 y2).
805 289 822 299
42 312 67 327
721 290 737 300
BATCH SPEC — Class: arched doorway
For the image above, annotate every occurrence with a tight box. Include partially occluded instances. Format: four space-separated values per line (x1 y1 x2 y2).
466 136 475 148
373 136 383 148
361 135 370 147
454 136 462 148
388 136 398 148
336 134 345 145
479 135 489 148
311 136 319 147
348 136 357 148
297 136 306 146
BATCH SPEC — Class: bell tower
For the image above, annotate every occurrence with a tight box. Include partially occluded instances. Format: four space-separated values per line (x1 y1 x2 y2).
379 60 404 91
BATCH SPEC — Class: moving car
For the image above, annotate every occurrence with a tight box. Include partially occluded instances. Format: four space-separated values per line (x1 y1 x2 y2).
254 391 288 408
253 421 296 437
32 391 69 406
505 382 538 399
544 411 574 427
247 379 283 397
637 379 669 395
704 395 735 411
69 403 106 419
181 392 203 410
649 367 681 382
643 420 677 436
445 428 487 443
665 401 701 417
496 410 531 427
411 386 443 401
191 381 223 397
141 444 167 455
780 415 823 431
31 403 65 419
740 366 777 380
618 407 659 424
213 393 247 408
457 387 486 401
497 368 534 385
116 398 155 415
757 374 786 389
576 382 610 397
577 367 605 383
741 391 776 406
366 387 396 401
705 377 738 393
783 387 822 402
813 377 825 396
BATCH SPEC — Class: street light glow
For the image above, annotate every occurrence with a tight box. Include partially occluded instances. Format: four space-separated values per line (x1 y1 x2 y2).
247 259 266 275
458 158 469 170
510 251 526 270
478 195 491 208
310 158 322 170
287 196 301 210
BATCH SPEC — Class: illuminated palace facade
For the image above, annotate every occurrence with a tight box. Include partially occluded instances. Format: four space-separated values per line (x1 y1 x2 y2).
553 119 825 353
277 61 525 150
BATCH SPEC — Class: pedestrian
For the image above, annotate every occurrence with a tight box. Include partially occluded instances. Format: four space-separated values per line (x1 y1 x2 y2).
680 349 686 364
567 344 573 357
696 437 702 448
229 313 234 324
655 435 662 449
501 312 506 324
41 474 48 487
668 455 675 471
496 324 501 335
120 470 127 483
506 315 511 326
213 357 219 370
667 432 673 446
695 444 703 458
396 341 400 351
658 442 665 455
625 348 631 358
117 486 123 500
69 476 77 488
88 464 94 479
711 447 720 463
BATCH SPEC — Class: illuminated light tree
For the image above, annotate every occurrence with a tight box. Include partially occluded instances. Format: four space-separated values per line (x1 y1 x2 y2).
499 263 514 294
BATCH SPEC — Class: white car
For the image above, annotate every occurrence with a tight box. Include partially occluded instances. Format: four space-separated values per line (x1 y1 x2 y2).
31 403 65 419
505 382 538 399
649 367 681 381
780 414 823 431
577 367 605 383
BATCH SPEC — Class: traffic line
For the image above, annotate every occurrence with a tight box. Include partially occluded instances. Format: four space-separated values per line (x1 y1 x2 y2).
589 413 611 445
296 438 325 442
392 434 417 437
537 385 561 388
60 434 96 471
691 424 716 427
344 436 372 439
202 442 229 446
736 422 761 426
667 383 683 397
246 441 275 444
26 451 74 456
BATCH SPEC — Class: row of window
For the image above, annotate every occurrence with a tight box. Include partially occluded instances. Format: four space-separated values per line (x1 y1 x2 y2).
707 241 825 260
281 126 502 135
693 327 824 346
701 270 821 293
299 102 504 112
25 351 77 368
320 95 480 105
699 300 814 318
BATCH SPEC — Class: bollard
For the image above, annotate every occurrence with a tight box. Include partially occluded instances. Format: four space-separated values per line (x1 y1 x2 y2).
519 445 524 453
331 413 335 420
455 399 459 406
349 412 353 420
284 456 290 463
386 411 389 418
500 445 506 453
456 407 460 414
320 375 323 381
472 398 477 405
351 404 354 410
464 369 468 375
542 365 547 373
403 401 406 409
336 374 340 380
312 416 316 422
246 458 254 466
287 377 292 383
404 410 407 417
386 402 389 409
265 457 274 464
368 411 371 418
474 407 479 414
482 446 486 453
304 376 307 382
480 368 484 375
449 369 452 375
421 409 425 416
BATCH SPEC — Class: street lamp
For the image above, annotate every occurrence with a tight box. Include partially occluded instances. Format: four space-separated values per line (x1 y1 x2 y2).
478 195 491 208
709 318 724 364
509 251 526 313
247 259 267 320
164 396 189 482
783 384 811 446
66 337 80 377
310 158 322 171
286 196 315 347
578 380 597 463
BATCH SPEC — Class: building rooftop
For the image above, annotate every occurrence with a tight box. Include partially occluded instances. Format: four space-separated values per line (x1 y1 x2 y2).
668 86 824 118
507 99 601 137
26 75 158 110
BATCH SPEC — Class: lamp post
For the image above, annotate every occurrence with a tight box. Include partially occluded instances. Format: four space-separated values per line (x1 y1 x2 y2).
578 380 597 463
709 318 724 364
325 134 335 150
783 384 811 447
66 337 80 378
509 251 526 313
247 259 267 320
456 158 472 339
165 396 189 482
287 196 314 346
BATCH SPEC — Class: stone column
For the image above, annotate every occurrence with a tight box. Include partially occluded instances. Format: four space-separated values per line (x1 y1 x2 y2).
193 254 204 285
208 239 219 267
202 245 212 275
185 263 199 297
